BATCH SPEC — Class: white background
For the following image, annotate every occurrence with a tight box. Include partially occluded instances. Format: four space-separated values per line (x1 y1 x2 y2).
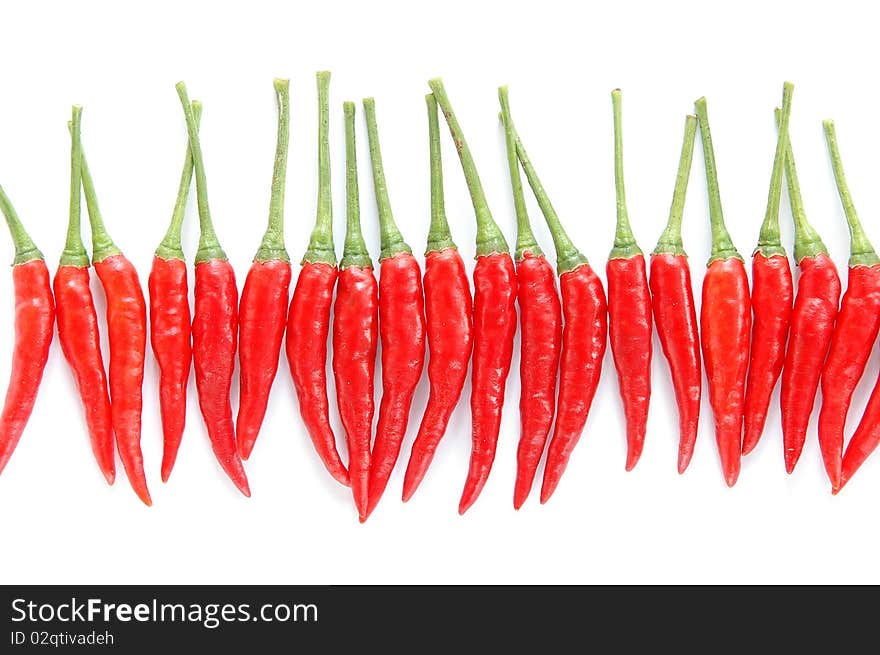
0 0 877 584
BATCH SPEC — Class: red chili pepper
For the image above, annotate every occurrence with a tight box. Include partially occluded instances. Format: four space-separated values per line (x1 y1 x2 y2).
236 79 293 460
285 72 349 488
78 131 151 505
0 186 55 476
650 114 701 473
498 87 561 509
149 101 199 482
742 82 794 456
401 94 474 503
695 97 750 487
778 112 841 475
54 106 115 486
177 82 250 496
362 98 427 520
607 90 652 471
333 102 379 520
817 120 880 491
430 79 517 515
504 114 607 504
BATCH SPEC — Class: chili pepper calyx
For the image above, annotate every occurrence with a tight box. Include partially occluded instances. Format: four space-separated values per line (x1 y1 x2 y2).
340 101 372 270
823 118 880 267
0 185 44 265
507 121 588 274
429 78 509 258
425 93 457 254
255 78 292 264
498 87 543 262
609 89 643 261
303 72 337 267
755 83 793 259
653 115 697 257
61 105 90 268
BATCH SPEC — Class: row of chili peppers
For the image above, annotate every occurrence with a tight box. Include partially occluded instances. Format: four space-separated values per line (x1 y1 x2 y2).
0 76 877 518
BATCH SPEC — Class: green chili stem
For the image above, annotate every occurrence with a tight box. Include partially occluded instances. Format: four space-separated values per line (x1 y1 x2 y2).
610 89 641 259
428 78 508 257
755 82 794 258
362 97 411 260
653 115 697 256
694 96 742 264
176 82 226 264
823 119 879 267
498 86 541 261
340 101 371 269
60 105 89 268
509 126 588 275
256 78 291 263
76 133 121 263
774 108 827 262
425 93 456 254
0 184 42 264
302 71 336 266
157 101 202 261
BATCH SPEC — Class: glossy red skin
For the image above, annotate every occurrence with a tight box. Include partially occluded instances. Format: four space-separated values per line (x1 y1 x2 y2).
459 252 517 515
95 254 151 505
0 260 55 476
649 253 701 473
285 262 349 487
366 253 426 519
606 254 652 471
192 259 250 497
513 252 561 509
148 255 191 482
839 370 880 492
333 265 378 520
540 264 607 503
781 253 840 474
236 259 292 460
742 253 793 456
817 264 880 489
53 264 115 484
402 248 473 502
701 257 750 487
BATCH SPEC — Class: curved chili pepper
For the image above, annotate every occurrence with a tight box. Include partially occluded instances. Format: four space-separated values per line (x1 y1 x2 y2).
499 87 561 509
401 94 473 503
607 90 652 471
430 78 517 515
177 82 250 497
150 101 199 482
650 114 701 473
0 185 55 476
504 118 607 504
54 106 115 486
76 117 152 505
362 97 427 520
817 120 880 491
285 72 349 488
695 97 750 487
237 79 293 460
743 83 794 457
334 102 378 520
778 112 841 475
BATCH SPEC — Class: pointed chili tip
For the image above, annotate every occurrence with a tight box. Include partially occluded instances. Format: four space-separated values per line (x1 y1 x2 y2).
539 485 554 505
625 450 642 472
235 479 252 498
103 469 115 486
160 470 171 484
677 452 692 475
139 493 153 507
513 492 526 511
401 488 413 503
725 471 739 488
457 496 474 515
